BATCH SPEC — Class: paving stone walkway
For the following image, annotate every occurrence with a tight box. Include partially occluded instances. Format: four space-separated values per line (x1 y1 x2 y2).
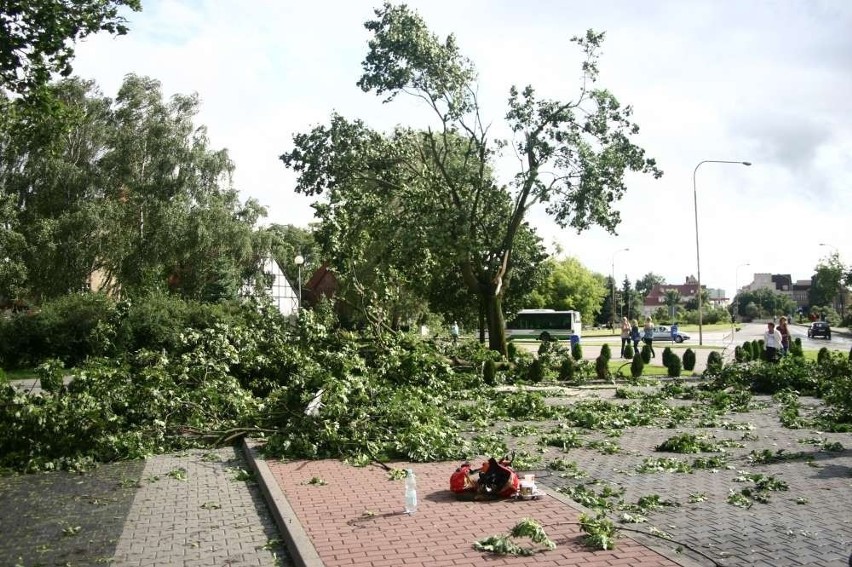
512 389 852 566
0 447 290 567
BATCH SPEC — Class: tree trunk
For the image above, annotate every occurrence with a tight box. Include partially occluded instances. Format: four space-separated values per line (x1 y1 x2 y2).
478 295 486 343
484 292 507 356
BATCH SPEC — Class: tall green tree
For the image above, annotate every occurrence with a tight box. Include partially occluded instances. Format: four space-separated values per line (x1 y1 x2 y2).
281 3 661 354
0 74 265 302
0 0 141 99
526 257 607 325
635 272 664 300
663 289 681 320
810 252 847 316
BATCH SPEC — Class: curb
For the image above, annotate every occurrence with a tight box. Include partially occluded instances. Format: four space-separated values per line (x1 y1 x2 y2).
241 439 324 567
543 481 707 567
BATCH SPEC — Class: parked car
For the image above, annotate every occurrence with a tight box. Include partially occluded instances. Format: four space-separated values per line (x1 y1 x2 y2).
651 326 690 343
807 322 831 340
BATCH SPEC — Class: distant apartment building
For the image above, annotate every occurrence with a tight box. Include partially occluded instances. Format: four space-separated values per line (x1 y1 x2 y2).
741 272 811 309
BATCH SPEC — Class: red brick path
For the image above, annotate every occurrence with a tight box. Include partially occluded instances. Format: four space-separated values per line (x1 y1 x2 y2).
267 460 681 567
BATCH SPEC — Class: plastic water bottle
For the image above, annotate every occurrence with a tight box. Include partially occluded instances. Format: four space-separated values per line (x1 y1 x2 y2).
404 469 418 514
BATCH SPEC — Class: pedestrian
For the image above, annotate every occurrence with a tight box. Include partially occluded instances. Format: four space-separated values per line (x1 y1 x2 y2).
764 321 782 362
620 317 631 358
777 316 791 357
451 321 460 345
630 319 641 351
643 316 656 358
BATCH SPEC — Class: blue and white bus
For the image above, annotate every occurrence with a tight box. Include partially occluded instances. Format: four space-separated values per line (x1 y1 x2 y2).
505 309 582 342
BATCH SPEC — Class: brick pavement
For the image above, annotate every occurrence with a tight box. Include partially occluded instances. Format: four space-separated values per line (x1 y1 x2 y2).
264 458 686 567
111 447 288 567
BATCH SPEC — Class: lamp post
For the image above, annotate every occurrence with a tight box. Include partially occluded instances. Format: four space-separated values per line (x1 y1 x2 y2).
732 262 750 337
294 254 304 313
693 160 752 345
611 248 629 333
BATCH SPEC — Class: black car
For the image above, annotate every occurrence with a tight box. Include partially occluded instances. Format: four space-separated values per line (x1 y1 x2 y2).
807 322 831 340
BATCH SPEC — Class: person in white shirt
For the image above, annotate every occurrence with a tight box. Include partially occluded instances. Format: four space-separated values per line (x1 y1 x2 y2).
764 321 783 362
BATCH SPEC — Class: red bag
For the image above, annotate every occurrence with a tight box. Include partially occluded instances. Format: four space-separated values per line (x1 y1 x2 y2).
450 462 477 495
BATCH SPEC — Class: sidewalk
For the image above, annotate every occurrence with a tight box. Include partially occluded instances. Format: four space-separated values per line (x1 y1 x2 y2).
244 442 696 567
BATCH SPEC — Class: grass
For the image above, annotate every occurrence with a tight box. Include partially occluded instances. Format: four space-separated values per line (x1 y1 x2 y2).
607 360 669 376
0 367 38 381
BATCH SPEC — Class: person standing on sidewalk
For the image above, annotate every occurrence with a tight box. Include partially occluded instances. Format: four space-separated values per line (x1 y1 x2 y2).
630 319 641 351
643 316 656 359
777 316 791 356
620 317 631 358
764 321 783 362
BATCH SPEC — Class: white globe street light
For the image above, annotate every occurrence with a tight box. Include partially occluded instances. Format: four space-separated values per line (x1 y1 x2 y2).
294 254 305 312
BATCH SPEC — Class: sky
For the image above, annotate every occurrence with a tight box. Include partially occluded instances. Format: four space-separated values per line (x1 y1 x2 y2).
70 0 852 299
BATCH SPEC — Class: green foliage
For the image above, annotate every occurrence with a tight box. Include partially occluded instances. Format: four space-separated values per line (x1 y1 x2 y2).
734 346 746 363
630 353 644 378
640 343 652 364
600 343 612 362
483 358 497 386
682 348 696 371
579 513 617 551
595 355 609 380
817 347 831 365
558 356 575 382
661 346 673 367
623 343 634 359
656 433 719 453
528 358 545 383
791 337 804 357
507 341 519 362
526 257 608 326
706 351 723 374
666 354 682 377
474 518 556 556
571 341 583 361
0 0 142 97
635 457 692 473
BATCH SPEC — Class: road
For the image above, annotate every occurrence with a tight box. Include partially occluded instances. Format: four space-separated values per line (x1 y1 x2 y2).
580 323 851 353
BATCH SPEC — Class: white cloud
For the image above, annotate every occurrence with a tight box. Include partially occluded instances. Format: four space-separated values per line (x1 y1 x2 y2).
70 0 852 301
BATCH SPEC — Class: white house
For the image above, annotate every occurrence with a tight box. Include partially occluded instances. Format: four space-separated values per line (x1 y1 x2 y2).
242 256 299 316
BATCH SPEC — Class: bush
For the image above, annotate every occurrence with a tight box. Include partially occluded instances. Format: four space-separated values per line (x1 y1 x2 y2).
483 359 496 386
538 340 553 357
817 347 831 365
683 348 696 371
662 346 673 368
630 353 644 378
706 351 723 375
757 340 765 361
641 344 652 364
791 337 803 358
667 354 682 377
559 357 575 382
623 343 634 359
595 355 609 381
571 342 583 361
734 346 747 363
849 346 852 361
528 358 545 383
507 341 518 362
600 343 612 362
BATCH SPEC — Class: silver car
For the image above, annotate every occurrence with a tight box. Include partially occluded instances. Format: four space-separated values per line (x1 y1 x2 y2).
651 326 690 343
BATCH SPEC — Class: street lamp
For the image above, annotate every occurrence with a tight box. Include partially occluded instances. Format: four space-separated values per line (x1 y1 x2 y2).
611 247 629 333
294 254 305 313
693 160 752 345
732 262 750 338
